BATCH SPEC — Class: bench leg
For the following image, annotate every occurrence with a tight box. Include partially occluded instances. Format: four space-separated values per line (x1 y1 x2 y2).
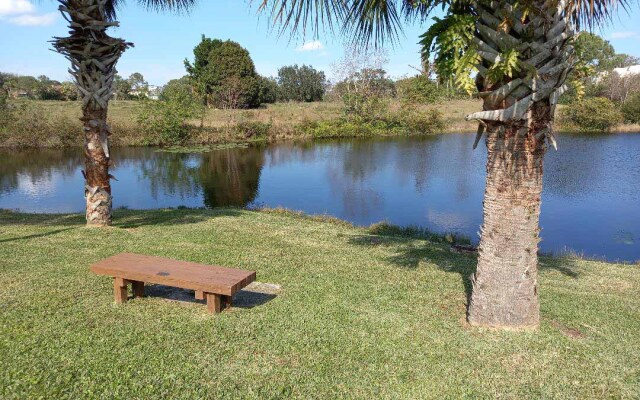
222 295 233 309
206 293 222 314
194 290 205 301
132 281 144 298
114 277 128 304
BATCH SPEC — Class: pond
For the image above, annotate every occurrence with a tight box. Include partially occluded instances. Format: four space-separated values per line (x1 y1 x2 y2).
1 133 639 262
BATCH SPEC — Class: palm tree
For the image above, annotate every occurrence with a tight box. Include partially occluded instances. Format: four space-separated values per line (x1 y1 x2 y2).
258 0 631 329
51 0 195 226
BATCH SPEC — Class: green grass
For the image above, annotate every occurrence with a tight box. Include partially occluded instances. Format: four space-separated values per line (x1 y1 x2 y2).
1 208 639 398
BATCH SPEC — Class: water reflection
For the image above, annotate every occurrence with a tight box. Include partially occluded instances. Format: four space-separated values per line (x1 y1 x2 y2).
0 133 638 261
134 147 265 208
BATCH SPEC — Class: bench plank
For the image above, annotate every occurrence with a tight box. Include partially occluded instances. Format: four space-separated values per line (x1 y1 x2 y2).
92 253 256 297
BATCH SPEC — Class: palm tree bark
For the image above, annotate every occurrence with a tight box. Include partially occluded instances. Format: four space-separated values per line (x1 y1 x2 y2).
468 118 547 329
52 0 131 226
82 107 113 225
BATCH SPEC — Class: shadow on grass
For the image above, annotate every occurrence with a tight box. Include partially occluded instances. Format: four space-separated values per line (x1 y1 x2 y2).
0 210 84 226
143 283 277 309
348 223 582 302
0 207 244 229
113 207 243 229
539 256 580 278
0 227 77 243
348 225 477 300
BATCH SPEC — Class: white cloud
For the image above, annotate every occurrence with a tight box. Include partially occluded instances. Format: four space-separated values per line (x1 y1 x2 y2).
8 12 56 26
0 0 34 16
296 40 324 52
609 31 639 39
0 0 57 26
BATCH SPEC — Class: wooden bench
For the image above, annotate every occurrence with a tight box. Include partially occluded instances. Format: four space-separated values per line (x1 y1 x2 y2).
91 253 256 314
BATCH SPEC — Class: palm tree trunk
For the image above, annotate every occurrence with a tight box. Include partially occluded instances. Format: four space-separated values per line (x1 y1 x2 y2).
52 0 131 226
461 0 575 328
82 107 113 226
467 122 547 329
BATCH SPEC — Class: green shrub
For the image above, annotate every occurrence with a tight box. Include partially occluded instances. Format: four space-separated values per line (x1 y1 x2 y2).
0 101 81 147
298 108 444 138
396 75 469 104
621 94 640 124
399 107 446 134
137 95 203 146
562 97 623 132
396 75 441 104
235 121 272 139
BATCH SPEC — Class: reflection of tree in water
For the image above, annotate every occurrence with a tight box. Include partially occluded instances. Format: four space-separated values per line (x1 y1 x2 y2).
324 138 435 220
137 152 202 200
138 147 264 208
334 137 439 191
0 148 81 194
199 148 264 208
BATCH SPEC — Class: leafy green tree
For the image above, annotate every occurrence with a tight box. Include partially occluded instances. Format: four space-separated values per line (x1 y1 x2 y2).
60 81 79 101
185 37 260 108
128 72 148 98
562 32 640 100
113 74 132 100
257 76 279 104
3 74 40 98
277 64 326 102
160 76 193 101
574 32 638 72
260 0 634 330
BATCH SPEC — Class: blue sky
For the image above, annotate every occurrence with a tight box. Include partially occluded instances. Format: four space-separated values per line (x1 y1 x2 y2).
1 0 640 85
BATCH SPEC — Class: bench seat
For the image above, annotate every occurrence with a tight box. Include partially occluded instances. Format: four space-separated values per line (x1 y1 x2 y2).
91 253 256 314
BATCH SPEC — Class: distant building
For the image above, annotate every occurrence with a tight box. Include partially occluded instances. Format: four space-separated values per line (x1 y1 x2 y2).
129 84 162 100
612 65 640 78
595 64 640 83
147 85 162 100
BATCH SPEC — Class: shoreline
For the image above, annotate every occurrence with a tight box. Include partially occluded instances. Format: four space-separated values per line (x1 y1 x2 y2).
2 207 637 264
2 99 639 149
2 126 639 150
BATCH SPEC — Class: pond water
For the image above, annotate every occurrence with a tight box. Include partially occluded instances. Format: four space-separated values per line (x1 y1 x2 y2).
1 133 639 262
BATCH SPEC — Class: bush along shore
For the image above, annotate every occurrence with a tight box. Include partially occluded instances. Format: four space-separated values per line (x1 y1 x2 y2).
0 99 453 149
1 99 639 149
1 207 639 398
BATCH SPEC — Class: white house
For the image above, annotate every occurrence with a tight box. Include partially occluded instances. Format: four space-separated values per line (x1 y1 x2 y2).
147 85 162 100
612 65 640 78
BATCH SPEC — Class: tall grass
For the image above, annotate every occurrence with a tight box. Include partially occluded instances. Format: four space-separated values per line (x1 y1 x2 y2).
0 99 480 148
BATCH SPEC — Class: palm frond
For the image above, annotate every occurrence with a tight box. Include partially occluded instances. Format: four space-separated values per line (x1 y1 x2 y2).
256 0 349 39
343 0 403 46
104 0 197 20
567 0 631 29
258 0 426 47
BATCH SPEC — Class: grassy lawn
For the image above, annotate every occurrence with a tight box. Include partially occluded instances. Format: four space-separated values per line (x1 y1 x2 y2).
1 208 639 398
